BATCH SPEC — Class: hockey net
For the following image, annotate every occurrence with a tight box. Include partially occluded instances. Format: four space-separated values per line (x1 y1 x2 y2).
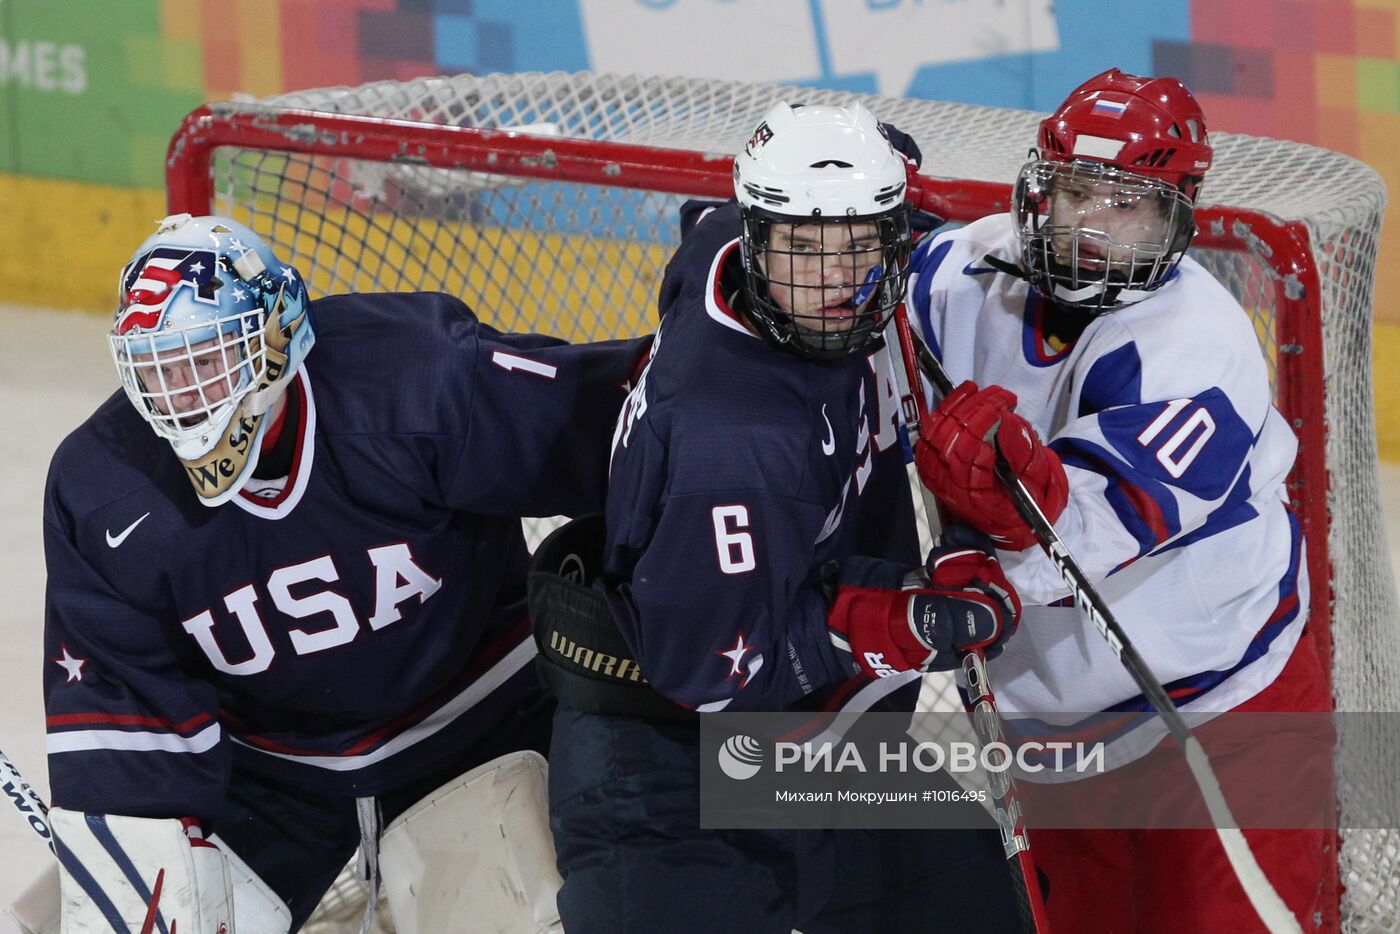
165 72 1398 931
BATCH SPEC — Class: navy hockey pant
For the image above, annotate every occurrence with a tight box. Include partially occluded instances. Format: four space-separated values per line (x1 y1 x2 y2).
548 702 1025 933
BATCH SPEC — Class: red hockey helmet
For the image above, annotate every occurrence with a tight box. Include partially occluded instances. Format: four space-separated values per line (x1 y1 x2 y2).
1014 70 1212 312
1037 68 1212 199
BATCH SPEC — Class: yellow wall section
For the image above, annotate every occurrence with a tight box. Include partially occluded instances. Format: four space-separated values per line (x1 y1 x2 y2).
6 172 1396 463
1376 323 1400 462
0 174 667 342
252 199 668 341
0 176 167 312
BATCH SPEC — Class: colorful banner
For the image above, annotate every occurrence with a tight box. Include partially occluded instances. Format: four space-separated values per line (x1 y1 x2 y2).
0 2 1384 190
0 0 1395 320
0 1 201 185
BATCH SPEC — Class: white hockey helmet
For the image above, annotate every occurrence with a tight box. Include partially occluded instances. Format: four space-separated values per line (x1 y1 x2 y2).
110 214 315 506
733 101 912 360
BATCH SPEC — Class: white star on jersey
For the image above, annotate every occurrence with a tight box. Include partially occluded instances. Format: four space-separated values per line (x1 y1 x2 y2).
53 645 86 684
719 634 750 679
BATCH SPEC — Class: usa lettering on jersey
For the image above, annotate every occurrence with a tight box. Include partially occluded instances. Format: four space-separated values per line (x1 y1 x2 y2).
182 542 441 674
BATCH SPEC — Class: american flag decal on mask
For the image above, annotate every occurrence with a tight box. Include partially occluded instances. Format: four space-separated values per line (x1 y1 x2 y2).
116 247 220 335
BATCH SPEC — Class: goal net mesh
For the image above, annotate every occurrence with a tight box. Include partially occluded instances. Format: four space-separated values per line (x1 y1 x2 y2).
175 71 1397 932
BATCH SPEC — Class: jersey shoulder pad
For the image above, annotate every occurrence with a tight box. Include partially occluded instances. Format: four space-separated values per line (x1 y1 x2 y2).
1090 279 1270 414
311 291 482 352
661 202 742 316
911 212 1016 288
306 292 486 435
678 198 732 240
47 393 176 522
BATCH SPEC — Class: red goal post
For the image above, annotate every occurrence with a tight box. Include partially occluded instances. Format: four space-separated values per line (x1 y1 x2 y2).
163 72 1397 930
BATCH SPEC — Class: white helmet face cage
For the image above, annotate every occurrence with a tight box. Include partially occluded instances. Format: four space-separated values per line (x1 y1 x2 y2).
740 208 912 360
733 101 913 359
1014 158 1196 312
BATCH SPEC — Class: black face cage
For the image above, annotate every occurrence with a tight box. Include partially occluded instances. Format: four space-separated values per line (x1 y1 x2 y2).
738 206 913 361
1013 159 1197 313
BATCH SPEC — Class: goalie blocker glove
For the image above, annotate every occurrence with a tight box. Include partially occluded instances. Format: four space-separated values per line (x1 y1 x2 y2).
915 380 1070 550
825 545 1022 679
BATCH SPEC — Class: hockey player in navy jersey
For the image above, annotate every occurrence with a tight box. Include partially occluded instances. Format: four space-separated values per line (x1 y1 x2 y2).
536 102 1025 933
41 214 648 932
905 70 1332 932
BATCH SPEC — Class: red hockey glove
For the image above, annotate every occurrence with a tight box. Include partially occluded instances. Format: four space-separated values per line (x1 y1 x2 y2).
914 381 1069 551
825 547 1021 679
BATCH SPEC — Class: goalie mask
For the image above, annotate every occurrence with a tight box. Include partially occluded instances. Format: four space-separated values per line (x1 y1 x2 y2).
1015 68 1212 313
110 213 315 506
734 101 913 361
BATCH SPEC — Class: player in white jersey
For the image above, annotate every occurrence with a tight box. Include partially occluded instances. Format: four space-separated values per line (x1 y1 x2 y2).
905 69 1334 932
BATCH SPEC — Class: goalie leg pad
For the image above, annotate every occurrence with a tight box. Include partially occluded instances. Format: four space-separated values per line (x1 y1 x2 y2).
379 749 563 934
51 809 292 934
52 808 233 933
7 864 60 934
206 833 293 934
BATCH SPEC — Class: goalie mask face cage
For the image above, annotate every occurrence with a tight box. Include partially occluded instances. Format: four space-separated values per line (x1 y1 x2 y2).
1015 158 1196 313
113 306 266 454
739 207 912 360
109 214 315 505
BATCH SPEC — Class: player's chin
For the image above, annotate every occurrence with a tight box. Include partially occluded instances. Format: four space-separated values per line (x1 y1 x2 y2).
807 303 863 326
1053 254 1113 280
797 315 857 337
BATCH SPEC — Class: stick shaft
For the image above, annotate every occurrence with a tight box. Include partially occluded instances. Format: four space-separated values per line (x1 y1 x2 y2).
889 306 1051 933
0 745 55 855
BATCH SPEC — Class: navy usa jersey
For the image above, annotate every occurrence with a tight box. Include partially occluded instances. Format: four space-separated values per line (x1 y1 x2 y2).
44 292 648 819
603 202 918 713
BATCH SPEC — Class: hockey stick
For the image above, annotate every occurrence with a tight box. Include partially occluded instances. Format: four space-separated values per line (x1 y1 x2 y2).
887 306 1051 934
898 317 1302 934
0 744 54 856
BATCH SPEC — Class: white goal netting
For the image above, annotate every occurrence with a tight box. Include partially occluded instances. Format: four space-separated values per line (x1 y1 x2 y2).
168 72 1399 932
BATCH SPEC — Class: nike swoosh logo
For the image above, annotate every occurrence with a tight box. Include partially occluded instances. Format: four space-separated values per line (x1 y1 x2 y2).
820 404 836 456
105 512 151 548
962 262 998 276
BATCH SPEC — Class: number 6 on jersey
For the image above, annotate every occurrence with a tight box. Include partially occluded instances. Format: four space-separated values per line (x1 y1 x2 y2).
712 505 756 574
